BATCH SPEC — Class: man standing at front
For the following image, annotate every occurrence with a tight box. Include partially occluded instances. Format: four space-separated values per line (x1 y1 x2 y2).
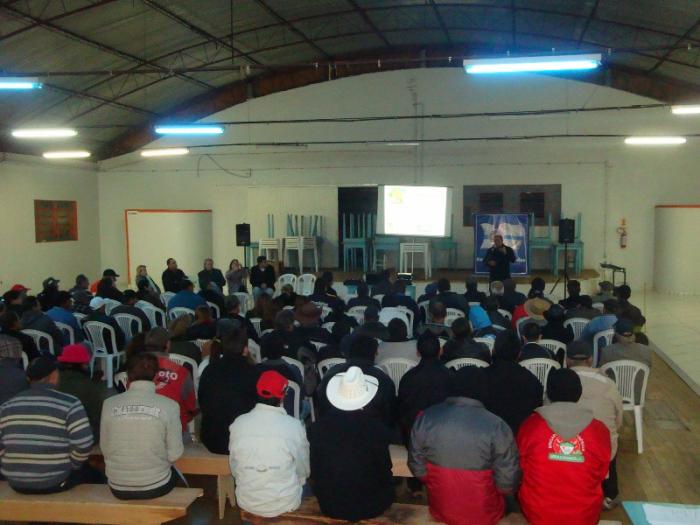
229 371 310 517
483 234 516 282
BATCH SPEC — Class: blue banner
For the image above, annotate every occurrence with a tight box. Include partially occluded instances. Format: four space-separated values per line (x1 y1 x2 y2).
474 213 530 275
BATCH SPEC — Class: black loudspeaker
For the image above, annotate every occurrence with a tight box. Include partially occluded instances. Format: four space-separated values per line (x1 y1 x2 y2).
236 223 251 246
558 218 576 244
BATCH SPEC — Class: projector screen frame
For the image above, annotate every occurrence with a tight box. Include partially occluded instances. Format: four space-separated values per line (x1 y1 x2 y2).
377 185 453 238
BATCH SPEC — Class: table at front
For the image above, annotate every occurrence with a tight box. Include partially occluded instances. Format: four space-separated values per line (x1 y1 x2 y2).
400 242 432 278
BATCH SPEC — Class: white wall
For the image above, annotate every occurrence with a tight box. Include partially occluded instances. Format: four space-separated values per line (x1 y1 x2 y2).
99 68 700 292
0 154 100 291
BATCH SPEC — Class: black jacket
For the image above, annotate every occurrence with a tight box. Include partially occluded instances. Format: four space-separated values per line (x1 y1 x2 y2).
96 282 124 303
198 355 259 454
397 358 451 440
110 304 151 332
249 265 276 289
519 342 554 361
225 314 260 343
483 245 516 281
309 410 394 521
162 268 187 293
185 320 217 340
198 268 225 292
441 338 491 365
463 289 487 305
347 296 381 310
432 291 468 313
198 289 225 315
484 359 543 434
559 294 592 310
541 322 574 345
354 321 390 341
273 292 298 308
499 290 527 313
294 325 332 345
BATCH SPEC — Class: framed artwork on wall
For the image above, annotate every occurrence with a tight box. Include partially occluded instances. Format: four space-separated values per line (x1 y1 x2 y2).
34 200 78 242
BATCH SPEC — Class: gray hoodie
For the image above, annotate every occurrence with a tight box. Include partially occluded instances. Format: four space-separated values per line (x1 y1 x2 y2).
535 402 594 441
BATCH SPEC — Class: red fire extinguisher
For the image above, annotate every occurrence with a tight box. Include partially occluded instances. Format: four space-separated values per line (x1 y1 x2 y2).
617 219 627 249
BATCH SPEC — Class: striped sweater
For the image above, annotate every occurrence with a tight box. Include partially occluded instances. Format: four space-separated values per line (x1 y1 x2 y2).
0 382 94 490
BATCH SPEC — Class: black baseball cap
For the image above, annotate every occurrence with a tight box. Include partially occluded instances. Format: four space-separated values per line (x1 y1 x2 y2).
567 340 593 360
27 356 57 381
614 318 634 337
103 269 119 277
42 277 60 288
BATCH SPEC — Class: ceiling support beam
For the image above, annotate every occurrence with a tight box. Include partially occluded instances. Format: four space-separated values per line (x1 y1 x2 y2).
429 0 452 46
577 0 600 48
647 16 700 74
346 0 390 47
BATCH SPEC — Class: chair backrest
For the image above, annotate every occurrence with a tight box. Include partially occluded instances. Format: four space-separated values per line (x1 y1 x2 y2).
310 340 325 352
497 308 513 321
378 307 410 333
418 300 430 319
160 292 175 307
317 358 346 378
168 307 195 321
520 358 561 392
247 338 261 363
372 294 385 303
446 358 488 370
54 322 76 345
248 317 262 337
287 380 301 419
445 308 465 326
378 357 417 394
516 316 546 339
20 351 29 370
468 301 482 308
592 328 615 366
563 317 590 340
281 356 305 379
600 359 650 406
347 306 367 325
539 339 567 362
102 298 121 315
296 273 316 296
83 321 118 354
206 301 221 319
72 312 87 324
395 306 414 333
167 354 198 385
592 302 605 313
114 371 128 392
321 322 335 332
277 274 298 290
21 329 54 355
261 328 274 336
197 356 210 378
194 339 209 352
233 292 252 314
473 337 495 351
112 313 143 340
139 305 166 328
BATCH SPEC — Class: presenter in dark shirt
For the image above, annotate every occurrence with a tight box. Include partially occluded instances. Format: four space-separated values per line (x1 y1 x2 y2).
483 234 516 282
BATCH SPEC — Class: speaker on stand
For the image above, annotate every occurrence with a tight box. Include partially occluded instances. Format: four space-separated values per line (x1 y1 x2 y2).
236 223 251 268
551 218 575 299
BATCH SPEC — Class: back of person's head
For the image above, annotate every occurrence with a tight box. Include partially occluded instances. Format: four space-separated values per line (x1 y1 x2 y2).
195 305 212 321
454 317 474 340
483 295 499 312
0 311 20 331
522 322 541 342
364 306 379 323
567 280 581 297
23 295 40 313
56 290 72 308
503 279 516 293
281 284 294 296
437 278 451 293
393 280 407 295
261 331 285 360
274 309 296 331
490 281 504 296
603 299 619 315
492 331 521 361
321 271 333 285
125 332 147 359
348 335 378 362
3 290 21 304
137 279 150 292
145 327 170 352
599 281 614 293
313 278 326 295
465 275 478 291
225 294 240 313
429 301 447 322
221 326 249 359
450 366 488 402
75 274 89 287
127 352 159 382
122 289 137 305
544 304 565 323
387 318 408 342
357 281 369 298
168 315 192 337
98 277 114 291
417 331 440 359
546 368 582 403
531 277 545 292
331 319 352 343
256 256 266 265
615 284 632 301
579 295 593 308
182 280 194 291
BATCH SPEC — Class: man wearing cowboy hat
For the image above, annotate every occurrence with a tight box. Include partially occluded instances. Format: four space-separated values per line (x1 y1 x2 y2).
309 366 394 521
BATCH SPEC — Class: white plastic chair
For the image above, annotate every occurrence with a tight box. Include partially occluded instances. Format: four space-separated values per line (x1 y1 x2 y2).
194 339 209 353
396 306 414 334
247 338 261 363
564 317 590 340
197 356 210 377
378 357 417 394
114 371 128 392
20 351 29 370
348 306 367 325
473 337 495 352
592 328 615 366
168 307 195 321
249 318 262 337
318 358 346 378
445 308 466 326
167 354 199 385
113 313 143 341
72 312 87 324
446 358 488 370
160 292 175 307
296 273 316 296
418 300 430 320
321 322 335 332
539 339 567 363
277 274 298 293
261 328 274 336
83 321 125 389
281 356 305 380
520 358 561 397
372 294 385 303
207 301 221 319
233 292 252 315
497 308 513 321
378 307 410 333
515 317 546 339
592 302 605 313
55 322 76 345
102 298 121 315
21 329 55 356
468 301 482 308
140 305 167 328
287 380 302 419
600 359 650 454
310 341 325 352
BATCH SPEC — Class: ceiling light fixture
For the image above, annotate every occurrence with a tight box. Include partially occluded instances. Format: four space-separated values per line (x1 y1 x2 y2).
624 136 686 145
670 105 700 115
42 150 91 159
12 128 77 138
141 148 189 157
154 125 224 135
385 142 420 146
464 54 601 74
0 77 42 90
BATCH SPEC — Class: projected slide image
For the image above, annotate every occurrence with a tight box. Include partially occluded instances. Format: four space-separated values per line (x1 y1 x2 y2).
383 185 449 236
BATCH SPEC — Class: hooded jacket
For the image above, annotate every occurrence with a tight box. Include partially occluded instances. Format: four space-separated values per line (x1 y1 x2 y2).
517 403 611 525
573 367 623 457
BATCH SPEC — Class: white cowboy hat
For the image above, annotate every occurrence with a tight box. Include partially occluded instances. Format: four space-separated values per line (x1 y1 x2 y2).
326 366 379 411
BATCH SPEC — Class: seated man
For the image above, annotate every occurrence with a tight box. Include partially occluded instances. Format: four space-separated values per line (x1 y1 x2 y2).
136 279 166 310
591 281 615 304
614 285 646 328
309 279 344 312
229 371 310 517
519 322 555 361
354 306 390 341
580 299 619 343
264 309 313 359
417 301 452 339
69 274 92 298
409 366 520 525
499 279 526 313
101 353 183 499
96 275 124 303
167 280 207 311
309 367 394 521
274 283 298 308
441 317 491 364
541 304 575 345
0 311 40 360
559 280 592 310
463 275 487 305
347 281 381 310
517 369 611 525
432 277 469 313
167 315 202 364
294 302 332 344
0 357 95 493
185 305 217 340
381 280 420 332
0 335 29 405
484 295 509 328
85 296 126 353
111 289 151 332
223 294 259 343
46 291 85 342
257 332 304 415
249 256 276 300
20 295 64 353
564 295 601 321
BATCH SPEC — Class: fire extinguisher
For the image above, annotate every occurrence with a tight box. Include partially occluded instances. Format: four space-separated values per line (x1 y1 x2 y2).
617 219 628 249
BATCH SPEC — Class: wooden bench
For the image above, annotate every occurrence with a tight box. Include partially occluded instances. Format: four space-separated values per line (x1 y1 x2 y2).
0 481 202 525
241 497 436 524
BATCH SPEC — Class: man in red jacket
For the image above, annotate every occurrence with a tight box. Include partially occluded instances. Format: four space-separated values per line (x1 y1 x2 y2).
517 368 611 525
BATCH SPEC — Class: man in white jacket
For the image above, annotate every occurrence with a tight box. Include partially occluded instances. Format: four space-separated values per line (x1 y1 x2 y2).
229 370 310 517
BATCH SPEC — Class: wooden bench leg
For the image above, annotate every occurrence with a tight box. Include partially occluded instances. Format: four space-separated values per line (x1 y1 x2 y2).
216 474 236 520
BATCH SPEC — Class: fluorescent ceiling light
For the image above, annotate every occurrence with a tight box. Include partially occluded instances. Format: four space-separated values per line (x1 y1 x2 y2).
671 105 700 115
624 136 686 145
385 142 420 146
464 54 601 74
155 125 224 135
141 148 189 157
43 150 91 159
0 77 42 90
12 128 77 138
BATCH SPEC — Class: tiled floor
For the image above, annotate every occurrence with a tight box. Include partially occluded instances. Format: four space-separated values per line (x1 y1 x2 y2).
644 292 700 395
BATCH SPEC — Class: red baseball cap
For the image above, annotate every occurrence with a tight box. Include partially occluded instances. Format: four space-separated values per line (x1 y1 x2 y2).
57 344 91 364
256 370 289 400
10 284 30 292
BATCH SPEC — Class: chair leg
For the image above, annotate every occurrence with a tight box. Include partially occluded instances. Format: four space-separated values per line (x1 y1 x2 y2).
634 405 643 454
106 357 114 389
